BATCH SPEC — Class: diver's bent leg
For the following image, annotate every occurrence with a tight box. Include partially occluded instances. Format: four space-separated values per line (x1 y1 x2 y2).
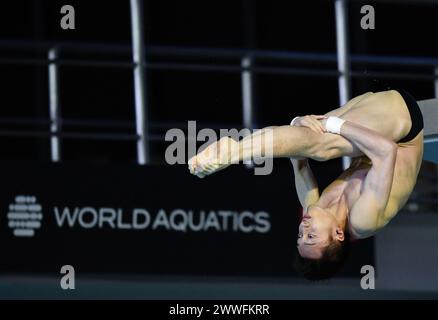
189 125 362 178
236 125 361 163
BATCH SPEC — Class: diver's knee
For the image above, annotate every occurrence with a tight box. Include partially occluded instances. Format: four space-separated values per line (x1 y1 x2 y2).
307 141 332 161
308 139 343 161
310 149 335 162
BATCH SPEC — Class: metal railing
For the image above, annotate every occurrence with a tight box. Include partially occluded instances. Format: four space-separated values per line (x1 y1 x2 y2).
0 0 438 165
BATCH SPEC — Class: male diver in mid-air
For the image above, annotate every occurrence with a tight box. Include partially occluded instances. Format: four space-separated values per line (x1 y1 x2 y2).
188 89 424 279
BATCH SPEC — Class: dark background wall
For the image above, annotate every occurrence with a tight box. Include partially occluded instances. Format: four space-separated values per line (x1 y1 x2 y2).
0 0 437 287
0 0 436 163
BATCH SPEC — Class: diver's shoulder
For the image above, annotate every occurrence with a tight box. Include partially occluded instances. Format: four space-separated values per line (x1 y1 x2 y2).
348 221 376 240
351 201 398 239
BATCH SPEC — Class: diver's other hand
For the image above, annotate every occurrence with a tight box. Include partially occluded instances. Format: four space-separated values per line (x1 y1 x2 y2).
292 115 327 134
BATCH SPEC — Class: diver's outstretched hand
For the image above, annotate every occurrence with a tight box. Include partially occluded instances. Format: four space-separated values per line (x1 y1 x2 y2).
188 137 239 178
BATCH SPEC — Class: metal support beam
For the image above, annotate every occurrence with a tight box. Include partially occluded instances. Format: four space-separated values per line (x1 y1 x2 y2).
130 0 149 165
335 0 352 169
241 56 254 131
241 56 255 167
48 48 61 162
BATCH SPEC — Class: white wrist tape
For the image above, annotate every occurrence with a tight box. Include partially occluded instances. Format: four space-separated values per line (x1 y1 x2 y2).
290 116 300 126
325 116 346 134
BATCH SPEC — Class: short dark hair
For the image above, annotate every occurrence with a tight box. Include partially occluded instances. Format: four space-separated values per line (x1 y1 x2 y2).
293 232 350 280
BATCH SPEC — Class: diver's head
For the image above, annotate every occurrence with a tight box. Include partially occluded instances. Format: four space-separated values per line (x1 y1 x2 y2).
294 205 350 280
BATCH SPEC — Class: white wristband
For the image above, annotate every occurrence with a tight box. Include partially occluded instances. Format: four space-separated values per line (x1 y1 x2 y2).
325 116 346 135
290 116 300 126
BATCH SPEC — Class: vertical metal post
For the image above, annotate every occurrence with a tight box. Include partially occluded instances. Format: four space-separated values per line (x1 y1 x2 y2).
435 66 438 98
130 0 149 165
241 56 254 131
48 48 61 162
335 0 351 169
241 56 255 167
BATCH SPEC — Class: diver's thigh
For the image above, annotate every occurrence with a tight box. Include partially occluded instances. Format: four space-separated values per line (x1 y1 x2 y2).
339 91 410 141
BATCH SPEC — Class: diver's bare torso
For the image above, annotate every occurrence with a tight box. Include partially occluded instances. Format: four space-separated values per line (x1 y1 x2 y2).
319 90 424 239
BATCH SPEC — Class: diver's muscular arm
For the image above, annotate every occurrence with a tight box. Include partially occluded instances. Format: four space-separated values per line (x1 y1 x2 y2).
291 159 320 209
340 121 396 164
339 121 397 232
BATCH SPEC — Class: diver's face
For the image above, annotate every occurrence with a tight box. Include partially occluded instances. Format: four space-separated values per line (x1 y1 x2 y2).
297 206 337 259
